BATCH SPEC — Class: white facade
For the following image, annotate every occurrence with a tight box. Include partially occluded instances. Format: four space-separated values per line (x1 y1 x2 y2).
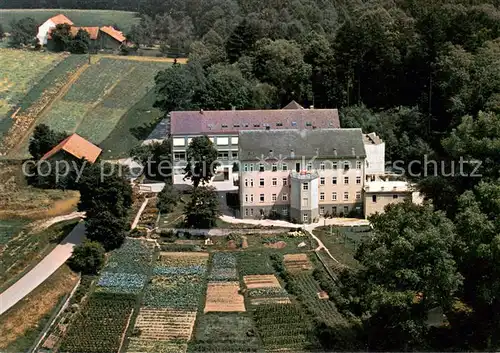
364 133 385 179
37 19 56 45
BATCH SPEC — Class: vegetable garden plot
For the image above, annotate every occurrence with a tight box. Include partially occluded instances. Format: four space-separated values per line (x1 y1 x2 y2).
103 238 155 275
252 304 319 352
209 252 239 281
159 252 209 267
59 292 136 353
237 252 274 276
291 272 348 327
143 274 205 309
283 253 313 273
133 308 197 341
96 272 148 294
243 275 281 289
127 340 188 353
204 282 246 313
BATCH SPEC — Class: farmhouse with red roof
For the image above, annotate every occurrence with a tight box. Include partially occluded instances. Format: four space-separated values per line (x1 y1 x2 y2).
41 133 102 163
37 14 126 50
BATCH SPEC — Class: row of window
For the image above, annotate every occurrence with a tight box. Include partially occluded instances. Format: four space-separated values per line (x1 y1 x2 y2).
243 176 363 188
244 207 289 217
174 152 239 161
173 137 238 147
244 178 288 187
243 161 363 172
244 193 289 203
243 206 352 219
243 191 363 204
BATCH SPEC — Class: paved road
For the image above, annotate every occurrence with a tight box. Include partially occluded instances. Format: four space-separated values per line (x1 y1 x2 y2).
0 222 86 316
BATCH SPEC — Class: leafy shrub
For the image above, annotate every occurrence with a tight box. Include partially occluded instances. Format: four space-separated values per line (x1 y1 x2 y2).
68 240 105 275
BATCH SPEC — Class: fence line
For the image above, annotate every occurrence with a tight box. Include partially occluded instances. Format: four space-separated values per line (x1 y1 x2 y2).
29 276 81 353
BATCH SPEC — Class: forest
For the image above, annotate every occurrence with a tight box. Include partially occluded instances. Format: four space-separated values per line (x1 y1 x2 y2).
4 0 500 350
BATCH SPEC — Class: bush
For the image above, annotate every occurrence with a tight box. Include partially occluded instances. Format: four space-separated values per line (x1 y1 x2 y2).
157 184 179 214
68 240 105 275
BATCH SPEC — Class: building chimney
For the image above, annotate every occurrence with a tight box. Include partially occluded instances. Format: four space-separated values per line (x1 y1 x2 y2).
232 106 236 111
310 105 314 109
199 109 204 114
333 148 337 157
351 147 355 156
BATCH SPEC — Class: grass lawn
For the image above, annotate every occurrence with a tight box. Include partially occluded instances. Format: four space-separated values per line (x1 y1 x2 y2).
0 161 79 218
313 225 372 268
0 48 64 120
0 9 139 32
0 265 79 352
100 89 163 159
0 219 79 291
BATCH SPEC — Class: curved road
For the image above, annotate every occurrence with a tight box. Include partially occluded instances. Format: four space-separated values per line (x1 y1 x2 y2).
0 222 86 316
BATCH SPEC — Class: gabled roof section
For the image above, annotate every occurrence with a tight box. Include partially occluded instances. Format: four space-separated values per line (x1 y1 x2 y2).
282 100 304 109
49 14 74 25
170 108 340 135
41 133 102 163
239 129 366 160
71 26 100 40
100 26 126 42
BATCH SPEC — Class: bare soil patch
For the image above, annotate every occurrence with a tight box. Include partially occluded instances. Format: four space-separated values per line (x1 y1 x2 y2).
264 241 287 249
283 253 313 273
204 282 245 313
243 275 281 289
133 308 197 341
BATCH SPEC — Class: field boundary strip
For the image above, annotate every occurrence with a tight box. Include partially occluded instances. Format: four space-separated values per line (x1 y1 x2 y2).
7 63 90 157
97 54 188 64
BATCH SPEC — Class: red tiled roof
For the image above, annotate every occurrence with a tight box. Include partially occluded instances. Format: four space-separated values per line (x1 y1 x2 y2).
170 107 340 135
71 26 100 40
41 133 102 163
100 26 126 42
49 14 74 25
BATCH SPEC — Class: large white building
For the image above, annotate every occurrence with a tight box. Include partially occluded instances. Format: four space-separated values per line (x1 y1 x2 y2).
36 14 73 45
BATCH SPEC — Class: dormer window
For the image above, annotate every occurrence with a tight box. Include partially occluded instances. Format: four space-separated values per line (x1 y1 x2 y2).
221 124 228 128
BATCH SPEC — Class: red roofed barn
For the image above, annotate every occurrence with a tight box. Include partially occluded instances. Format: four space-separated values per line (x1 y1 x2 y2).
41 133 102 163
39 13 126 50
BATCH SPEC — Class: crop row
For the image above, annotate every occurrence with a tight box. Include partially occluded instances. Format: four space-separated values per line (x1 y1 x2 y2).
59 292 136 353
291 272 348 327
103 239 154 275
236 252 274 276
97 272 148 294
153 265 205 276
143 274 205 309
252 304 319 351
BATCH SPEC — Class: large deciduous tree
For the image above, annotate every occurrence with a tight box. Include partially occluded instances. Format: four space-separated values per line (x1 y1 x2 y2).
252 38 312 105
29 124 68 160
184 186 221 228
68 240 105 274
156 183 179 214
339 201 462 351
8 17 37 48
184 136 218 188
130 139 172 182
78 163 132 250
